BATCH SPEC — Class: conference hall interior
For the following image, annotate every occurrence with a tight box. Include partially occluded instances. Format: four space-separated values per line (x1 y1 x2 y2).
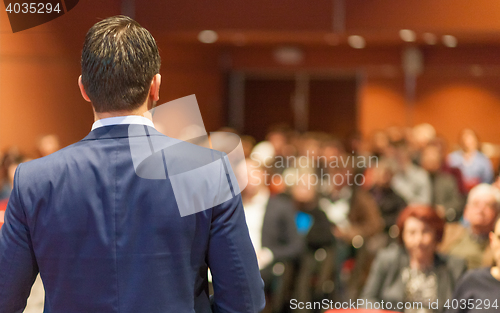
2 1 500 312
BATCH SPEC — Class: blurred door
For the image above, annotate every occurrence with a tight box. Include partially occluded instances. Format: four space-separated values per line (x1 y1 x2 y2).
308 77 358 138
243 78 295 142
231 73 358 141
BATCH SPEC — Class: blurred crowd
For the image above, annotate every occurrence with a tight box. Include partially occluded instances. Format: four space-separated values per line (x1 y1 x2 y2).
233 123 500 313
0 134 60 209
1 125 500 313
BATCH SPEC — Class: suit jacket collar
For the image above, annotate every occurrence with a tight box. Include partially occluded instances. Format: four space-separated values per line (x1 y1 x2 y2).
81 124 164 141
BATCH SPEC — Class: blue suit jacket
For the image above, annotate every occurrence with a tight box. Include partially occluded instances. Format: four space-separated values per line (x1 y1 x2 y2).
0 124 265 313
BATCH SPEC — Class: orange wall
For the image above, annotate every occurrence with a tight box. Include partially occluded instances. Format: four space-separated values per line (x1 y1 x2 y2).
415 75 500 145
359 78 407 135
3 2 500 154
358 76 500 146
0 1 119 154
0 5 224 155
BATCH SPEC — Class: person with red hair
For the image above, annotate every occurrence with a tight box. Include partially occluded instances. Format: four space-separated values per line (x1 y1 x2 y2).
360 205 467 313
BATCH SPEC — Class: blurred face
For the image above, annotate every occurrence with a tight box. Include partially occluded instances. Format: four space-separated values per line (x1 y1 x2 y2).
300 138 320 157
268 132 286 154
38 135 60 157
372 131 389 152
386 126 404 143
402 217 437 262
395 147 410 169
239 161 265 198
373 166 392 187
328 167 350 189
420 147 442 173
490 220 500 267
321 145 341 159
291 174 317 204
462 130 478 152
464 193 498 234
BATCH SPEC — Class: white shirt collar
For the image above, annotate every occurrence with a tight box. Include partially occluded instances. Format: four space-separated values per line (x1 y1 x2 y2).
91 115 155 131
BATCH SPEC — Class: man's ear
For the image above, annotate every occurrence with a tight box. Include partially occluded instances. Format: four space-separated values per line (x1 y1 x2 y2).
149 74 161 101
78 75 91 102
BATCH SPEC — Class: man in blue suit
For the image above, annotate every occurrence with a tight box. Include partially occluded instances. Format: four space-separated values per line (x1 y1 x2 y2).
0 15 265 313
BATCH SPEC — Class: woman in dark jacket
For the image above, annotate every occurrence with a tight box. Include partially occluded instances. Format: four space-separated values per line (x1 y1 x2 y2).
359 205 467 313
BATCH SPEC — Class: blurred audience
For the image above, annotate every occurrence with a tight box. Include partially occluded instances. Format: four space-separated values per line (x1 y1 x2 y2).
320 158 384 300
420 144 464 222
391 145 432 205
240 158 303 271
411 123 437 165
239 158 303 312
448 128 494 190
0 149 27 201
446 215 500 313
439 183 500 269
287 167 337 311
369 159 407 241
360 205 467 313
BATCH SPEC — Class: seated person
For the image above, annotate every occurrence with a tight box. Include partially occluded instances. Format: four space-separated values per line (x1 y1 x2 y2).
320 159 384 300
446 216 500 313
360 205 466 313
369 159 407 239
283 165 337 252
447 128 494 190
237 158 303 310
285 166 338 305
439 183 500 269
420 144 464 222
238 159 303 272
391 145 432 206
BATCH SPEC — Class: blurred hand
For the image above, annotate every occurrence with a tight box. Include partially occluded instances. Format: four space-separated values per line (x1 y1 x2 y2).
333 226 355 243
256 247 274 270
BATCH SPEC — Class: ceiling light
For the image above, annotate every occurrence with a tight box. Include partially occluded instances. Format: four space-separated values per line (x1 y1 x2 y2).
442 35 457 48
273 46 304 65
198 30 218 44
399 29 416 42
348 35 365 49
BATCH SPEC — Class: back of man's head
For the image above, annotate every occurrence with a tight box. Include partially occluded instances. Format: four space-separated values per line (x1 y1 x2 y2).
81 15 161 113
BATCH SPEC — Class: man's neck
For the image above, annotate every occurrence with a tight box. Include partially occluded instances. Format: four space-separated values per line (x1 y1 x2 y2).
93 102 152 122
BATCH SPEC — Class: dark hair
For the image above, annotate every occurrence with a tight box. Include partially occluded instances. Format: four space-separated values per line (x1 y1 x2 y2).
397 205 445 244
81 15 161 112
